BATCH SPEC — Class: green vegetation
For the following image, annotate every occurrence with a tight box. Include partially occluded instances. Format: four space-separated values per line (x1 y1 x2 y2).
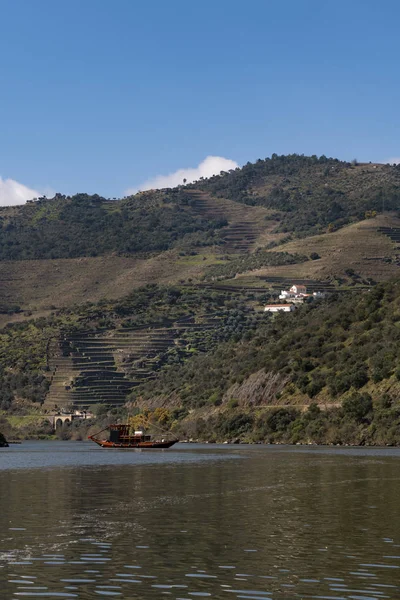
3 279 400 444
1 155 400 261
0 285 261 411
131 280 400 444
0 190 225 260
191 154 400 236
0 413 53 441
203 250 308 281
184 395 400 446
0 322 57 409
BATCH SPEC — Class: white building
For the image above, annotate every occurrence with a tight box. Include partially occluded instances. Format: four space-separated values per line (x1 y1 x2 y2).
292 296 306 304
264 304 296 313
290 284 307 295
279 290 296 300
276 283 326 308
279 284 308 302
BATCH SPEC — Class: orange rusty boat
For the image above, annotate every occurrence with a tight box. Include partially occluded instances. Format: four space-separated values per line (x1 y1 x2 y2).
89 423 178 449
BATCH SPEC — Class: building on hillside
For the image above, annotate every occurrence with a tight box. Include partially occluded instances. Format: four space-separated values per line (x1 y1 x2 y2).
264 304 296 313
290 284 307 295
279 284 309 303
279 290 297 301
279 283 326 304
275 283 326 310
292 296 306 304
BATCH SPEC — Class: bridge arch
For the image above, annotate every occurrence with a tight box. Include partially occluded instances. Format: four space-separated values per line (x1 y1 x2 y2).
54 416 71 429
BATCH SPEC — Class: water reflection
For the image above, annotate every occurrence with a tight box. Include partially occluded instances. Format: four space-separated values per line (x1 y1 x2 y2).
1 443 400 599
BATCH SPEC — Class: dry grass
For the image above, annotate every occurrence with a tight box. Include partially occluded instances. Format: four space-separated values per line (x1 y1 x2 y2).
1 208 399 326
0 192 287 317
0 250 224 312
233 213 400 283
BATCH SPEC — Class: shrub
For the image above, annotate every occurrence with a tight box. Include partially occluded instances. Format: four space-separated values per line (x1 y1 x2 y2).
342 392 373 421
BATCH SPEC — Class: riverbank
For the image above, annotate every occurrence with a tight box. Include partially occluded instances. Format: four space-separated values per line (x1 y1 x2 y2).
2 394 400 447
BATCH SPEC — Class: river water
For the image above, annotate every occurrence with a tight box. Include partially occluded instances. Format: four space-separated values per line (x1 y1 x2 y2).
1 442 400 600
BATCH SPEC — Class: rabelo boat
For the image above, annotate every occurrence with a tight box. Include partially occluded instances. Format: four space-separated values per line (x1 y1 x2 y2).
89 423 178 449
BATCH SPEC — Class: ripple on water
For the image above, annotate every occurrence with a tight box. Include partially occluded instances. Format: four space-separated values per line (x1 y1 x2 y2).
109 578 141 583
185 574 217 579
224 591 272 596
13 594 78 598
96 586 122 590
16 588 48 591
60 579 97 583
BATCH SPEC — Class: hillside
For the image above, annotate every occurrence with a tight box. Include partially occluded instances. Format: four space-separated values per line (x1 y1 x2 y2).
212 213 400 288
0 285 264 412
1 157 400 317
0 187 278 314
0 190 227 260
192 154 400 236
1 153 400 444
2 280 400 445
133 280 400 445
2 156 399 263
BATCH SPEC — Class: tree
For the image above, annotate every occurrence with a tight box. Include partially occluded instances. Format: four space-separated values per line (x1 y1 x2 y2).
342 392 372 421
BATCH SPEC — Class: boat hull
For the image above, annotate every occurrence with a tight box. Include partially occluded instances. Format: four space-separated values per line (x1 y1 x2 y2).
90 438 177 449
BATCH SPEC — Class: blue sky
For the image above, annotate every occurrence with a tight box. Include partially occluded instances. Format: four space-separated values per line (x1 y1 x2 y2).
0 0 399 202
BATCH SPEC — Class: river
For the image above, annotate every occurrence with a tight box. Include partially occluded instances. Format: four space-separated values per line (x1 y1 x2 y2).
1 442 400 599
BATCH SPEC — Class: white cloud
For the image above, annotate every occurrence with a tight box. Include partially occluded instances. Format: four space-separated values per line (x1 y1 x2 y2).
385 157 400 165
0 176 40 206
126 155 239 194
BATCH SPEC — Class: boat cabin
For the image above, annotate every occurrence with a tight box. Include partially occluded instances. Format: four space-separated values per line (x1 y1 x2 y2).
109 424 151 443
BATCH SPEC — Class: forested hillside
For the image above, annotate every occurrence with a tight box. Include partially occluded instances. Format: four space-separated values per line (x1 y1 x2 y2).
138 281 400 406
1 155 400 261
0 190 226 260
2 280 400 445
133 280 400 445
192 154 400 236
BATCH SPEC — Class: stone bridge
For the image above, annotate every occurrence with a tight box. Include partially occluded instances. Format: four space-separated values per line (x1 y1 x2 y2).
47 412 92 430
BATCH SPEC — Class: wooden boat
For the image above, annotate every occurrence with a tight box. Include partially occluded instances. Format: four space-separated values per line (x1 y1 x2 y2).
89 424 178 449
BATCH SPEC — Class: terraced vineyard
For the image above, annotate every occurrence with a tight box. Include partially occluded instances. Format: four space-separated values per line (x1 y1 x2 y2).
44 315 223 409
0 263 23 313
193 277 336 295
377 226 400 246
186 189 277 252
255 277 337 294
